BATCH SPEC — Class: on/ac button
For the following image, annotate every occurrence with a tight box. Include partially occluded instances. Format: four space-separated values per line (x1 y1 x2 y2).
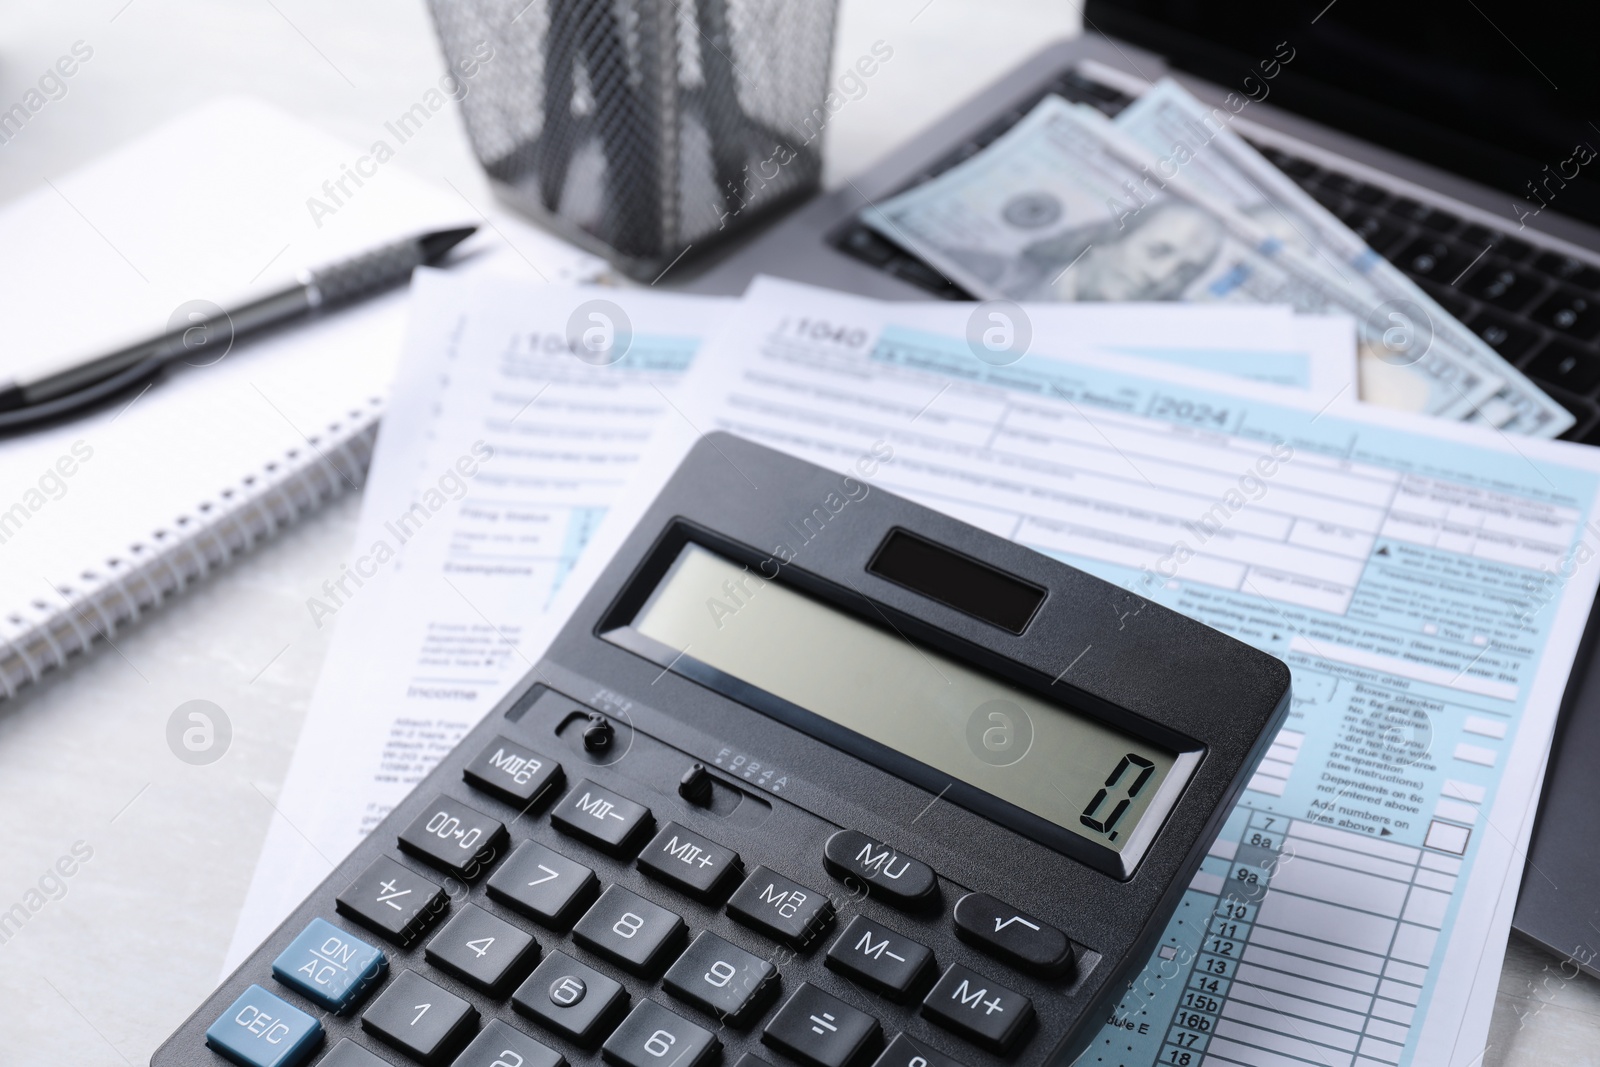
822 830 937 907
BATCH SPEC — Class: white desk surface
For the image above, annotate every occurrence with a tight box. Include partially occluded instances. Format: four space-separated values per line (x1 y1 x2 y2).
1 3 1597 1064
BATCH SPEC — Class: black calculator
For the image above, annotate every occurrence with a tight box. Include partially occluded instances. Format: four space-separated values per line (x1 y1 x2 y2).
156 433 1289 1067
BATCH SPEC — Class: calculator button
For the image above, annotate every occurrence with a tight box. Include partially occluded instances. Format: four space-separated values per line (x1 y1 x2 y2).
336 856 450 947
512 950 629 1047
424 903 540 996
601 1000 720 1067
663 930 780 1027
761 983 881 1067
486 840 599 930
637 821 742 902
951 892 1075 979
204 984 322 1067
726 866 836 949
551 780 653 856
398 795 508 880
824 915 934 1001
872 1033 969 1067
453 1019 565 1067
822 830 937 908
464 736 564 808
572 885 687 977
920 964 1033 1054
270 918 387 1013
362 969 480 1065
316 1039 393 1067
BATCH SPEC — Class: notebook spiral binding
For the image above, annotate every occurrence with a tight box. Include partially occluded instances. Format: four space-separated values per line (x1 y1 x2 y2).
0 397 385 701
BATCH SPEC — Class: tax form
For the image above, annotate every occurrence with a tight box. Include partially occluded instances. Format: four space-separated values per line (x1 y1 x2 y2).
560 277 1600 1067
226 275 1349 971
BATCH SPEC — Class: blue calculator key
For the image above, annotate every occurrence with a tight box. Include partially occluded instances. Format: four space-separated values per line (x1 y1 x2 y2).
204 984 323 1067
271 918 387 1013
316 1038 395 1066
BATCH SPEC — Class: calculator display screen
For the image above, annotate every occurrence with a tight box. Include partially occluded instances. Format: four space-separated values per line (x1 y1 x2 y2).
631 543 1177 853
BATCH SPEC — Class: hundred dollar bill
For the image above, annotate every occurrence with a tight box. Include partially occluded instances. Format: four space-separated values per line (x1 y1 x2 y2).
861 94 1503 421
1115 79 1573 438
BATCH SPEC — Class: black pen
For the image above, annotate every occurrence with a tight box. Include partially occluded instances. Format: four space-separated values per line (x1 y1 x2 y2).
0 225 478 432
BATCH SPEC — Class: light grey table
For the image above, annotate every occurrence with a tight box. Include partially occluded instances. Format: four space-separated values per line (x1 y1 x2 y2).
0 3 1595 1064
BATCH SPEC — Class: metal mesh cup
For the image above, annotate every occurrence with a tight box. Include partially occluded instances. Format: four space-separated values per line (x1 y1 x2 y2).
428 0 839 281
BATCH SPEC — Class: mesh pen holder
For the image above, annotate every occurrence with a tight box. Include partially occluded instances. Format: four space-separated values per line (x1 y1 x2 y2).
429 0 838 281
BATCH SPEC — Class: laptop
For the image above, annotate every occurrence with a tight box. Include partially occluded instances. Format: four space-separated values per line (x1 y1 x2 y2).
675 0 1600 975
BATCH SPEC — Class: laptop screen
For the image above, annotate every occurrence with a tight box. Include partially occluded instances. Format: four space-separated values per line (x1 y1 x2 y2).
1086 0 1600 230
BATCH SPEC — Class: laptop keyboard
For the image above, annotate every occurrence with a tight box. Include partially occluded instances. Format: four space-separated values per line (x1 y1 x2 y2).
830 70 1600 443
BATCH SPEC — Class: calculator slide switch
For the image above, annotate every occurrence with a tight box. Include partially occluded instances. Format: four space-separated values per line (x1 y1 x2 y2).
951 892 1075 979
270 918 386 1013
823 830 937 908
204 984 322 1067
397 795 508 880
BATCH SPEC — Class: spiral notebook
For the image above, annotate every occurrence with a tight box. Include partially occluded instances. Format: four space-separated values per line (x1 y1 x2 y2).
0 98 598 700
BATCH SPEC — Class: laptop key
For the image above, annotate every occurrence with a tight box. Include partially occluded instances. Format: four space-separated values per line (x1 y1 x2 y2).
1318 172 1387 205
1461 225 1533 262
837 224 898 267
1337 208 1406 254
1259 147 1319 181
1465 307 1540 360
1390 197 1461 234
1308 185 1349 215
1413 278 1473 320
1531 252 1600 292
1459 257 1545 313
1531 288 1600 342
1525 340 1600 395
1395 235 1474 284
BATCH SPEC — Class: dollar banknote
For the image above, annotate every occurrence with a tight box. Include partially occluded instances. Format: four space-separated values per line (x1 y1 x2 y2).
861 94 1505 422
1114 79 1572 438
